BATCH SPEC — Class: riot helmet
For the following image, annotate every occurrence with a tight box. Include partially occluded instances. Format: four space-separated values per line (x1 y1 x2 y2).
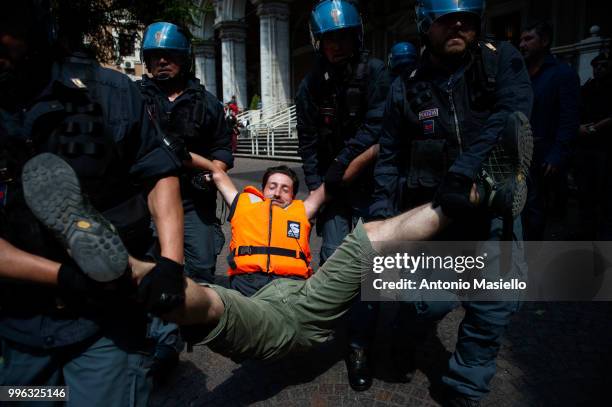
309 0 363 53
141 22 192 80
415 0 485 35
388 42 418 73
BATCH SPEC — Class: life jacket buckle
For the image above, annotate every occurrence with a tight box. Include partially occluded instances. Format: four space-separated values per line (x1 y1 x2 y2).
238 246 253 256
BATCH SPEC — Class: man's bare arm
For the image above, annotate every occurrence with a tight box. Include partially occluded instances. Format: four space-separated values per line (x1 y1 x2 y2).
212 160 229 172
343 144 379 183
148 176 184 264
0 238 60 285
188 153 239 206
304 144 380 218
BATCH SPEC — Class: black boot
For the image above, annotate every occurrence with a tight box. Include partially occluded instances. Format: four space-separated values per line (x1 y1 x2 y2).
345 346 373 391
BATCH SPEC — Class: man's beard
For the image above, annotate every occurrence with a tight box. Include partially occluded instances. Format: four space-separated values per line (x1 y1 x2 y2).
432 32 476 66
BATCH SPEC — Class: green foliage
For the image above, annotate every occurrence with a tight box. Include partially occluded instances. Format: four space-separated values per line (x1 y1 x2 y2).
51 0 204 62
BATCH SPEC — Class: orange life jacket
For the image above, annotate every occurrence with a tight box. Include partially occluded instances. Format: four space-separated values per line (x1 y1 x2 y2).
227 186 313 278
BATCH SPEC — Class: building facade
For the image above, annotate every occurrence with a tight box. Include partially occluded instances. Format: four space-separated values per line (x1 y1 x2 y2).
110 0 610 109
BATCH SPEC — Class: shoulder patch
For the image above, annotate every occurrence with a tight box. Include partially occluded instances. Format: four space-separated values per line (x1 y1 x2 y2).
71 78 87 88
484 42 497 52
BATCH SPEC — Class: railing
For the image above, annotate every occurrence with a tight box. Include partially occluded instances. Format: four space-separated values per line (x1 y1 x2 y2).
236 102 287 131
242 104 298 158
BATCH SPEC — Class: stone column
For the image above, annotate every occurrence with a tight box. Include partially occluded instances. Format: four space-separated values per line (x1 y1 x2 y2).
253 0 292 110
217 21 248 109
193 40 217 97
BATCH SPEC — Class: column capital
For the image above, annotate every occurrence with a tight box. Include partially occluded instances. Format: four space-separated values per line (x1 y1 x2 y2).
215 21 248 41
251 0 292 19
193 40 216 58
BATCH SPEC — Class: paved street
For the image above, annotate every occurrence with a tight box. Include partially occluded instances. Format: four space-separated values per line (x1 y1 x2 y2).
151 158 612 406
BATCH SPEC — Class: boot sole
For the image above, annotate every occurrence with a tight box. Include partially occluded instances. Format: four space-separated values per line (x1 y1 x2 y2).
482 112 533 218
22 153 128 282
507 111 533 218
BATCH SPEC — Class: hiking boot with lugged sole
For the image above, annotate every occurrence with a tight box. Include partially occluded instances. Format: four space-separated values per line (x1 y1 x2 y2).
22 153 128 282
477 111 533 218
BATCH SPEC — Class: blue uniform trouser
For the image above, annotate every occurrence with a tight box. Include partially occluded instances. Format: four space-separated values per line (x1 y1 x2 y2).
183 207 225 284
398 217 526 400
318 199 378 350
0 335 151 407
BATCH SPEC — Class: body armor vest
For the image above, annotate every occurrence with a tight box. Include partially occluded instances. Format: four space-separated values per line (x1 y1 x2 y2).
316 52 371 166
401 41 499 198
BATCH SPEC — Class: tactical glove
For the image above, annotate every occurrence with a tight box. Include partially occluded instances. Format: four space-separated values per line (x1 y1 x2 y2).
137 257 186 314
433 172 475 219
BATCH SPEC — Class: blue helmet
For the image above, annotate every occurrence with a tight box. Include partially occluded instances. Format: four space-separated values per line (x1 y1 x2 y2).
309 0 363 51
415 0 485 35
388 42 418 72
142 22 191 59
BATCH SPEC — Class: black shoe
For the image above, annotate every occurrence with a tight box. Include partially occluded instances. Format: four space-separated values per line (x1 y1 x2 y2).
477 111 533 218
22 153 128 282
345 346 373 392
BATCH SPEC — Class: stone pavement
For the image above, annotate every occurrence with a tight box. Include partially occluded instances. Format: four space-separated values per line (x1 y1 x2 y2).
151 158 612 407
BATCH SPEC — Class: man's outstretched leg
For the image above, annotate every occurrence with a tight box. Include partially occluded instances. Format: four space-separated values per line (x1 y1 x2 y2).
147 202 450 361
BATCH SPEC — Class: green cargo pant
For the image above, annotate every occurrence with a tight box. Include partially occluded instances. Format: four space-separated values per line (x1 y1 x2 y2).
201 221 376 361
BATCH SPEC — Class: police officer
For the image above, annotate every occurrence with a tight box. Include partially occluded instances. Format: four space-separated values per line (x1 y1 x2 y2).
296 0 390 392
371 0 533 405
0 2 185 405
388 41 418 79
139 22 232 284
137 21 232 383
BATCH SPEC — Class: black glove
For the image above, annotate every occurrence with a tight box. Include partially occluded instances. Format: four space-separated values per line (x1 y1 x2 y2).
324 159 347 194
433 172 475 218
137 257 185 314
57 261 134 305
